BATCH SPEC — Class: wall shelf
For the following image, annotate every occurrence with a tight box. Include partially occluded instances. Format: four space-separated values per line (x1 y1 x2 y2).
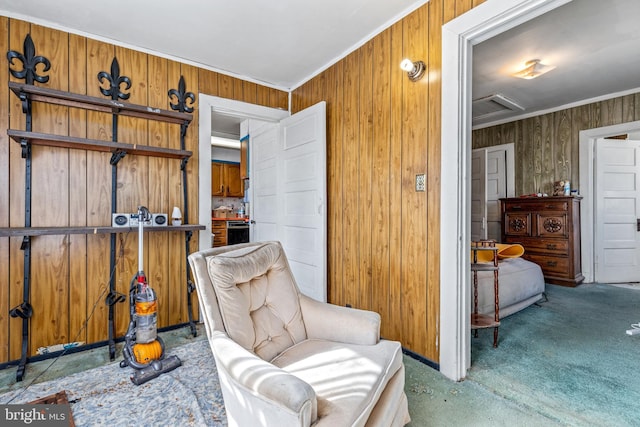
0 225 205 238
8 130 192 160
9 81 192 125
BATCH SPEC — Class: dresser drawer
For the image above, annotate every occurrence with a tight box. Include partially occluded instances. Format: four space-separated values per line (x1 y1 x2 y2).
503 200 568 212
520 238 569 255
504 212 531 236
536 213 568 238
525 253 569 276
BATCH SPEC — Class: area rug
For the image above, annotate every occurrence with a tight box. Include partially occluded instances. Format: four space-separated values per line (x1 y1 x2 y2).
0 339 226 426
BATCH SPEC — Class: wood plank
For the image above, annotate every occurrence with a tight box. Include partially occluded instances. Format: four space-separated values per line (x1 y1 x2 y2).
388 19 404 343
327 62 344 306
9 82 192 124
0 16 9 363
85 37 115 345
242 81 257 104
8 18 31 362
147 54 171 327
400 5 428 354
341 48 360 310
29 24 70 354
371 28 392 337
198 68 219 97
217 74 234 99
358 41 374 311
167 60 186 326
7 130 192 159
68 33 88 346
256 84 270 106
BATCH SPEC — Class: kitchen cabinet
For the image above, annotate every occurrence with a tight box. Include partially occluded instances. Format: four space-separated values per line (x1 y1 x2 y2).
212 221 227 247
501 196 583 287
211 161 244 197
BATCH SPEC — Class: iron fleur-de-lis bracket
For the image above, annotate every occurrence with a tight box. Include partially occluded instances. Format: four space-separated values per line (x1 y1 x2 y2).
168 76 195 114
7 34 51 85
98 57 131 101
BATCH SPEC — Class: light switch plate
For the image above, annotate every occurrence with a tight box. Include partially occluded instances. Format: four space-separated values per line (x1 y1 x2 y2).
415 174 426 192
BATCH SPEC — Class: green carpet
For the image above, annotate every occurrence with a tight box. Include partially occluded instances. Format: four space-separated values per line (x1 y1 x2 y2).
468 283 640 426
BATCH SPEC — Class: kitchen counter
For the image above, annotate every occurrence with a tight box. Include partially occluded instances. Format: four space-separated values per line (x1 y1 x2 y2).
212 217 249 221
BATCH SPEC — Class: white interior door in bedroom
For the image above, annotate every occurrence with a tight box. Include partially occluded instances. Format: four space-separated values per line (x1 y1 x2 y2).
471 143 514 241
595 138 640 283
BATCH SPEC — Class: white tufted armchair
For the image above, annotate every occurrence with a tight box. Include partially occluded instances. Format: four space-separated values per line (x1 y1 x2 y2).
188 241 410 427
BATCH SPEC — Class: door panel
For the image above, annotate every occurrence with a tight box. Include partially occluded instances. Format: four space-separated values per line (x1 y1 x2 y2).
279 102 327 302
471 150 486 241
595 138 640 282
486 150 506 241
250 123 278 242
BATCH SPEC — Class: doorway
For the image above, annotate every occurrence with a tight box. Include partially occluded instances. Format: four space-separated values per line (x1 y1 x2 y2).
439 0 572 381
197 94 289 251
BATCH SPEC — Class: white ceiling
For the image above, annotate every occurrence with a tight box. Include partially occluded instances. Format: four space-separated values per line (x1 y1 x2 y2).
1 0 638 130
472 0 640 127
0 0 426 90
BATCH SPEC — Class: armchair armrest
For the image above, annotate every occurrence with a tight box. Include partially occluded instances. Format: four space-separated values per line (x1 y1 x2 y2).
299 294 380 345
209 331 317 426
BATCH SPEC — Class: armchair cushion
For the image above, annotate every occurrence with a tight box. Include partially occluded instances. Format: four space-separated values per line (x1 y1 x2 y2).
207 243 307 361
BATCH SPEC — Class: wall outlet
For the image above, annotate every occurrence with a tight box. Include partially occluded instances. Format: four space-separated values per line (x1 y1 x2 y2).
415 174 426 192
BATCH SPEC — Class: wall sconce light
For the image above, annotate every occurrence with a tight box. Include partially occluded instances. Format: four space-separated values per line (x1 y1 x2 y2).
512 59 556 80
400 58 426 82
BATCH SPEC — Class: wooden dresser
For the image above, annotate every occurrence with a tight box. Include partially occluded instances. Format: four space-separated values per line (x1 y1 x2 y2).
500 196 583 287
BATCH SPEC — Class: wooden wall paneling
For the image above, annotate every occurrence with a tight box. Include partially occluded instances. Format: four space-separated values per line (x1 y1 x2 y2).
147 54 170 327
269 88 288 111
112 46 149 338
67 33 88 345
8 19 30 360
29 25 71 354
242 81 257 104
400 6 429 354
166 60 186 326
217 74 234 99
181 63 200 324
0 16 9 362
198 68 219 96
456 0 474 17
371 29 392 336
621 94 636 124
443 0 457 23
388 20 404 342
233 78 244 102
554 109 572 184
256 84 269 106
85 38 115 344
326 62 344 306
600 97 623 127
358 41 374 311
341 50 360 309
426 0 444 360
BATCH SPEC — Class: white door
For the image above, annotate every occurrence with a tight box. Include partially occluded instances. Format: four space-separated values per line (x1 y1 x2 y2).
250 122 279 242
250 102 327 301
486 150 507 241
471 144 512 241
595 138 640 283
471 150 486 241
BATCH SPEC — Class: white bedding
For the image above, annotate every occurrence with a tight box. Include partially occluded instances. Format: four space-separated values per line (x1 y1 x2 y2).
474 257 545 319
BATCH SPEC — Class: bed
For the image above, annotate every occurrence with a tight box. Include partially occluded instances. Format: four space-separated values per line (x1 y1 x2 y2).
475 256 545 319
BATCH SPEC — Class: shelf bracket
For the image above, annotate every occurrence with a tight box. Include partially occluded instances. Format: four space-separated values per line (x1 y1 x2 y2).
185 230 197 337
110 150 126 166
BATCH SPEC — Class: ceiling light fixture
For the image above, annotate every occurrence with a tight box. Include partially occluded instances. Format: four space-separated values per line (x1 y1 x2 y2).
400 58 426 82
211 136 240 149
512 59 556 80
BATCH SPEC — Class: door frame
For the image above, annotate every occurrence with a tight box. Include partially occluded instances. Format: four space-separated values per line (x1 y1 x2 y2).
198 94 289 250
578 120 640 283
440 0 572 381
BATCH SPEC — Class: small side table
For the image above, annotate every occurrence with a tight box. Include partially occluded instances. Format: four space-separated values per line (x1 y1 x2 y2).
471 240 500 348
